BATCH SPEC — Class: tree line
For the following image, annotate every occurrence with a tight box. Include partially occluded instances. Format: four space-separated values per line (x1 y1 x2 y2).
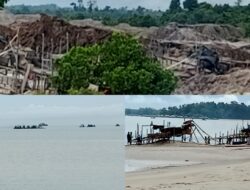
5 0 250 36
125 101 250 119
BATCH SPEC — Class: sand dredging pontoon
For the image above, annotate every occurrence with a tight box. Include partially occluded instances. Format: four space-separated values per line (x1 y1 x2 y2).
130 120 250 146
14 123 48 129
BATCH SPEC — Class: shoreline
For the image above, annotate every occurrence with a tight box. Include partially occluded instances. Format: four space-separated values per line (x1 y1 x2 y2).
126 143 250 190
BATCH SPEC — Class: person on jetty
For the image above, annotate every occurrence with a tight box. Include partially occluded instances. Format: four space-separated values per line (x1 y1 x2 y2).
127 132 132 145
208 136 210 144
205 136 208 144
219 136 222 145
136 134 142 145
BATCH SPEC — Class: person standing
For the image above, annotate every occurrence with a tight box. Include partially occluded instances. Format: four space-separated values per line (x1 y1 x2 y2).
127 132 132 145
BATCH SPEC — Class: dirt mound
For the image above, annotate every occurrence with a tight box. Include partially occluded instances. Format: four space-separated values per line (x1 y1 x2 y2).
0 10 15 26
0 25 15 49
194 24 243 42
70 19 157 38
153 23 244 42
12 14 112 53
176 69 250 94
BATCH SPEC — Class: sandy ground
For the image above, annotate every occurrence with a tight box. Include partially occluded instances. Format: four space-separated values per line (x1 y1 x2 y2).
126 143 250 190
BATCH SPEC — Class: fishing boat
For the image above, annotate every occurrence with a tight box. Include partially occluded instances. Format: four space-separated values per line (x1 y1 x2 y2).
14 123 48 129
87 124 96 128
116 124 120 127
79 124 85 128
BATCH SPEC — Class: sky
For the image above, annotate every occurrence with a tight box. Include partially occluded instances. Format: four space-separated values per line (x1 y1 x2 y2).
7 0 250 10
0 96 124 126
125 95 250 109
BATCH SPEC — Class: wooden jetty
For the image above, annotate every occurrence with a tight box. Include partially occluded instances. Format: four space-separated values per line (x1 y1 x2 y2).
128 120 250 146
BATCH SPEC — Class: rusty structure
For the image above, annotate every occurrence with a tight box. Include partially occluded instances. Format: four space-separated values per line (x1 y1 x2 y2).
131 120 250 146
132 120 211 145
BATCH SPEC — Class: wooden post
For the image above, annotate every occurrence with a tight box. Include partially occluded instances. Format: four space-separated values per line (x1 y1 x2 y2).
227 131 229 144
66 32 69 53
236 126 238 142
173 127 175 143
59 39 62 54
21 64 32 94
42 33 45 73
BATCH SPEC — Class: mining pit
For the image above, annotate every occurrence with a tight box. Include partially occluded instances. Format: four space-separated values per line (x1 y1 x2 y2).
1 10 250 94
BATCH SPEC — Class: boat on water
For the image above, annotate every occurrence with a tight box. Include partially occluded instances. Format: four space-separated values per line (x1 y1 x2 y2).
116 124 120 127
87 124 96 128
14 123 48 129
79 124 96 128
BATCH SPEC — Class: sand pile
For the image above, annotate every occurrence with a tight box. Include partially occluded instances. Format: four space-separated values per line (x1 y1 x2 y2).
70 19 157 38
0 25 15 49
194 24 243 42
153 23 244 42
176 69 250 94
0 10 15 26
0 14 112 53
13 14 112 53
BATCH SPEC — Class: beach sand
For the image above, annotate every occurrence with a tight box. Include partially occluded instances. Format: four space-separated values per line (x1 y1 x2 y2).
126 142 250 190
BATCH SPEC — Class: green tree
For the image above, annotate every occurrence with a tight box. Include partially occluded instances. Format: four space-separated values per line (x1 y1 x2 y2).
53 33 178 94
183 0 198 11
235 0 243 7
169 0 181 12
0 0 8 8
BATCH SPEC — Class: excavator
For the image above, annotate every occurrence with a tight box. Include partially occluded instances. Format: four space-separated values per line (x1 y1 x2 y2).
195 46 229 75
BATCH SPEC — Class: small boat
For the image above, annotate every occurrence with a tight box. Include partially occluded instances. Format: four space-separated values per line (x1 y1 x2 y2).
14 123 47 129
79 124 85 128
87 124 96 128
116 124 120 127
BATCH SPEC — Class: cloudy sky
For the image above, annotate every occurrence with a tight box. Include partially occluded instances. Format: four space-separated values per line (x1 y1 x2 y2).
7 0 250 10
0 96 124 126
125 95 250 109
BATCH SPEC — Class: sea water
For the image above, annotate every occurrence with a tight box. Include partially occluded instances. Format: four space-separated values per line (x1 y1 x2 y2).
0 124 124 190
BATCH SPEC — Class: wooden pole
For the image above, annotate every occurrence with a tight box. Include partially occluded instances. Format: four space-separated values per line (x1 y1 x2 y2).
66 32 69 53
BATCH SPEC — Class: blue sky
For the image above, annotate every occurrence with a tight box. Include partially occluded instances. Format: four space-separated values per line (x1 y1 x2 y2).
0 96 124 126
125 95 250 109
7 0 250 10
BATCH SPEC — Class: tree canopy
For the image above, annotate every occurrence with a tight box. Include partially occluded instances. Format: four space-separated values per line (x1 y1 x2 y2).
183 0 199 11
0 0 8 8
169 0 181 12
126 101 250 120
53 33 178 95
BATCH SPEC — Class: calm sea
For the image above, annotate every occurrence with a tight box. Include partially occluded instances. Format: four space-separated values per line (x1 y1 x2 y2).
0 124 124 190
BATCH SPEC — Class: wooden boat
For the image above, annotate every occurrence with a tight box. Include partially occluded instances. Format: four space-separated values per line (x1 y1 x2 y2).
87 124 96 128
14 123 48 129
